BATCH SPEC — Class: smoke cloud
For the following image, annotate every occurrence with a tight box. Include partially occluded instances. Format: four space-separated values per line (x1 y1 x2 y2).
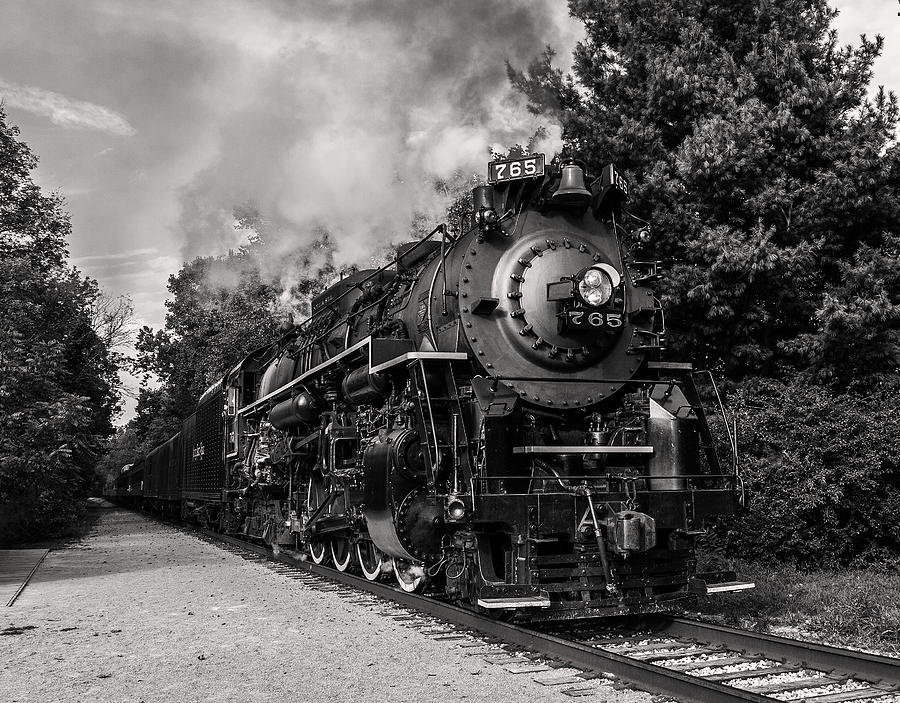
174 0 583 300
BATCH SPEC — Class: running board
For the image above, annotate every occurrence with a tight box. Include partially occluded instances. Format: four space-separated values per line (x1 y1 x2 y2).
477 596 552 609
513 445 654 455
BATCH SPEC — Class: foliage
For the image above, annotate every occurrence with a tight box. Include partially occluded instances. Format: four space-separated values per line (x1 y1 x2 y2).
135 248 281 420
130 227 340 452
0 108 120 545
507 0 900 568
510 0 900 386
694 555 900 652
92 425 143 493
708 377 900 566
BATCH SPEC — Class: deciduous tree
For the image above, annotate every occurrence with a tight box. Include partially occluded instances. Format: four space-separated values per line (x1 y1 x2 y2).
0 108 120 544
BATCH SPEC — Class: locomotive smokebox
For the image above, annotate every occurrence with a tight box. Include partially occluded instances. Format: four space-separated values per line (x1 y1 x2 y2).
268 391 321 430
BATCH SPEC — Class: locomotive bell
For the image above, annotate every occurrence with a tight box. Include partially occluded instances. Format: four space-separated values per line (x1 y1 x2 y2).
551 161 591 206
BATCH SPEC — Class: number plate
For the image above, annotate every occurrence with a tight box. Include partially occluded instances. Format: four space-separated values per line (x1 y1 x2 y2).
564 310 623 330
488 154 545 184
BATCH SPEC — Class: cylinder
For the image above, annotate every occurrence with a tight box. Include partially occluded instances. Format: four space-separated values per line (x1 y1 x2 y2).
268 391 321 430
342 366 390 406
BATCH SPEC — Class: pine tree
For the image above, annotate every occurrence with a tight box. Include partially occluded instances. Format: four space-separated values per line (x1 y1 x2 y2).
510 0 900 385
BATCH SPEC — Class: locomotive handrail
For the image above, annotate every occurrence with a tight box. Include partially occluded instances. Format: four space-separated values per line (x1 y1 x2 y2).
320 223 447 314
479 475 741 493
260 223 450 368
488 375 693 387
237 336 373 416
479 473 740 481
284 225 451 366
691 369 739 474
285 212 510 371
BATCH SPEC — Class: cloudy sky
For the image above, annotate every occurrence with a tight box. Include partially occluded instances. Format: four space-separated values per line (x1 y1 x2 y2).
1 1 897 422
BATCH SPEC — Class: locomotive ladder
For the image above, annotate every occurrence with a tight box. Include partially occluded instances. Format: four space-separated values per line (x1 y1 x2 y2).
407 357 472 492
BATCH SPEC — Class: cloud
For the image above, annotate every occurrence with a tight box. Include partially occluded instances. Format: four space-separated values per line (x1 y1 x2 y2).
0 77 136 136
72 248 159 264
90 254 181 279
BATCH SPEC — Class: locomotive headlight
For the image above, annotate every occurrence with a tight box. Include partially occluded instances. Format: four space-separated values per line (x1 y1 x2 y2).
446 496 467 521
578 266 614 307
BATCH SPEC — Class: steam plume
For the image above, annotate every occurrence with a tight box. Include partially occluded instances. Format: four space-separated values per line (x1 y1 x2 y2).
175 0 582 307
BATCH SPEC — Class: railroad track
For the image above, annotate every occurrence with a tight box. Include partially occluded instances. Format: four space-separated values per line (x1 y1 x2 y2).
195 527 900 703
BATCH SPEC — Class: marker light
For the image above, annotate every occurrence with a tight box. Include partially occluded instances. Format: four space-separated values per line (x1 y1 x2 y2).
578 267 614 307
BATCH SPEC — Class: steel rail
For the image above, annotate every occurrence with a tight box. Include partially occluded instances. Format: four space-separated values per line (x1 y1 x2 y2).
199 530 784 703
657 617 900 688
5 549 49 607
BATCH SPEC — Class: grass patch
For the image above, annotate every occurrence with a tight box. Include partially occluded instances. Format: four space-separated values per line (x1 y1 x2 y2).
693 556 900 654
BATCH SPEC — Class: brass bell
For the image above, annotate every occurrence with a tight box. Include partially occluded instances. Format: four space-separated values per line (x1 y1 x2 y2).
551 160 591 205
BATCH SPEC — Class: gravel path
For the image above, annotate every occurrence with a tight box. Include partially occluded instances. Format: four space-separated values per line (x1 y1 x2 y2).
1 509 652 702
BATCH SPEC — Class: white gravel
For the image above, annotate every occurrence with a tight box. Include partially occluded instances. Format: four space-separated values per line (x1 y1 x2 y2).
0 508 656 703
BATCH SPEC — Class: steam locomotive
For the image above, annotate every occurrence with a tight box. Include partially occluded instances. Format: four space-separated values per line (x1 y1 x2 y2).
112 155 752 621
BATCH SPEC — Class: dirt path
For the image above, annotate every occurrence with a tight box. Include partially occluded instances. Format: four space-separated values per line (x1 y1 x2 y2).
1 509 647 702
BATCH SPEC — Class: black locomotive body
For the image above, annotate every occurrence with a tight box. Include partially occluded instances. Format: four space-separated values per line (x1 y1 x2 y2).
112 156 751 620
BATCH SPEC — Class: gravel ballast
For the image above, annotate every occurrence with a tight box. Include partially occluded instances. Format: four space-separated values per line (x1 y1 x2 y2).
1 509 653 702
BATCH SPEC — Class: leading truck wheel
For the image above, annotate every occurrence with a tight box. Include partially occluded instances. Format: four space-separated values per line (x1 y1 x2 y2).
392 558 427 593
305 474 331 565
